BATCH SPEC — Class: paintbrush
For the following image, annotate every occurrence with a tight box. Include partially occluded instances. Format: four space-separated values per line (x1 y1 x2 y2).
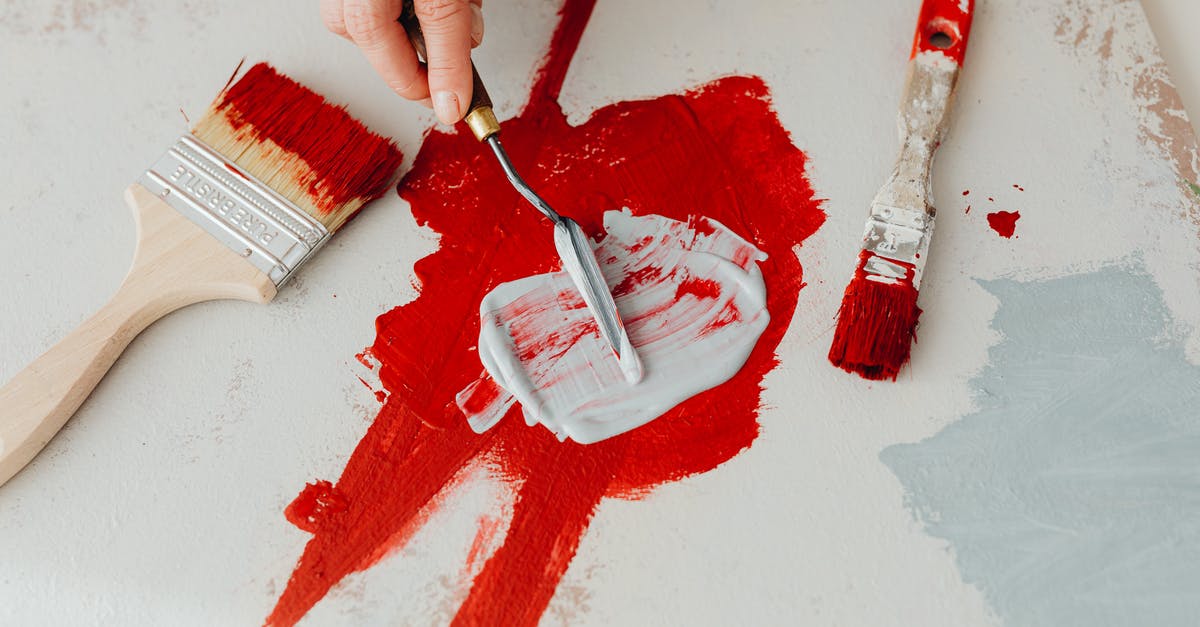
0 62 403 487
828 0 975 380
399 2 643 385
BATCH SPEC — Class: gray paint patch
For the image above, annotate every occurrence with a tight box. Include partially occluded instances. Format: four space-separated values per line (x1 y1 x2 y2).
881 264 1200 627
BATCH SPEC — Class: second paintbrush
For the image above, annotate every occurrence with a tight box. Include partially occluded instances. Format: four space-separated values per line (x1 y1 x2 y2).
399 1 643 384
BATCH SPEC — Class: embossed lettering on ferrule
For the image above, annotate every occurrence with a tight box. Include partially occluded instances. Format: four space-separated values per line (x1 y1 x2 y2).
137 136 330 286
167 164 280 246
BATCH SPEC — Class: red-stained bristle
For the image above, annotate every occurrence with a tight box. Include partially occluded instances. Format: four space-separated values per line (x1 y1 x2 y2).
828 251 923 381
208 63 403 217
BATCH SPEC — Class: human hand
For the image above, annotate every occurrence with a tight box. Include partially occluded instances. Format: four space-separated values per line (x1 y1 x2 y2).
321 0 484 124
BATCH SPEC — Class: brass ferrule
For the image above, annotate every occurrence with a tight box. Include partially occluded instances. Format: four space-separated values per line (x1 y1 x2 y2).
465 107 501 141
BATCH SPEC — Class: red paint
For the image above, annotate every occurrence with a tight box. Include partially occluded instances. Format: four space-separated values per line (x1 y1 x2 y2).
1013 184 1025 191
212 63 404 216
284 481 348 534
987 210 1021 238
675 276 725 301
911 0 974 66
266 0 824 624
965 204 972 214
962 189 970 196
828 250 922 381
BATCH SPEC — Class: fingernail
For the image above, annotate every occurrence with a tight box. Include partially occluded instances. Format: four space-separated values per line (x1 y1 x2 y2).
418 97 433 109
469 4 484 46
433 91 461 125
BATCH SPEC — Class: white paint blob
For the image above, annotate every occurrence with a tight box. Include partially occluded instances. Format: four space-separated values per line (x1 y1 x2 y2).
455 209 770 444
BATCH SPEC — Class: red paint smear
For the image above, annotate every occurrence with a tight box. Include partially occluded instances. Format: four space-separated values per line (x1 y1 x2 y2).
214 63 403 214
987 210 1021 238
675 276 724 301
267 0 824 624
965 204 972 214
911 0 974 65
828 250 922 381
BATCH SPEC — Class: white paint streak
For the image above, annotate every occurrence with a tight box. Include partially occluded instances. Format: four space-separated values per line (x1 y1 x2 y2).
457 210 769 444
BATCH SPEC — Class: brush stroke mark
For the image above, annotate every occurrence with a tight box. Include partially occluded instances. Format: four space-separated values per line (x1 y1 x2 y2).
266 0 825 624
1054 0 1200 222
882 263 1200 627
462 211 770 444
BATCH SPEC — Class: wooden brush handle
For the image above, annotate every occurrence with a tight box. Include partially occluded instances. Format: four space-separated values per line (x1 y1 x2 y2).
910 0 974 66
399 0 499 139
875 0 975 216
0 185 274 487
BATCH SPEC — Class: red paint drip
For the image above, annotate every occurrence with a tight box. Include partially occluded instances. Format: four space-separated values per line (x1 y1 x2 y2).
987 210 1021 238
828 250 922 381
214 63 404 214
267 0 824 624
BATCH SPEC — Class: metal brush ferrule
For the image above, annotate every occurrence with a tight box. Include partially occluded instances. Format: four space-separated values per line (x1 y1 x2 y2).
860 202 934 287
137 135 330 286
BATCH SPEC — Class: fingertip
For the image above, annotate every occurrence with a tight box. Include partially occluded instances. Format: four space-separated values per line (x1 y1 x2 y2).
433 91 463 125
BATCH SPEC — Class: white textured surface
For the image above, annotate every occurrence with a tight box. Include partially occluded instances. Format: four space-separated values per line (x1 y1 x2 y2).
0 1 1196 626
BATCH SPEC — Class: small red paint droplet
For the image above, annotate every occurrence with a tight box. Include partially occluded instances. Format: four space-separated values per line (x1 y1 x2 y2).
988 197 995 202
987 210 1021 238
962 189 970 196
965 204 972 214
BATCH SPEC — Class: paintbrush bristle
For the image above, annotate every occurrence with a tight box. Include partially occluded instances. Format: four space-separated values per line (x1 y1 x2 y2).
828 251 922 381
191 63 403 232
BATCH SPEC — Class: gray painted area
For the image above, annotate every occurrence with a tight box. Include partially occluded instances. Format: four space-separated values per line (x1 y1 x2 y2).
882 264 1200 627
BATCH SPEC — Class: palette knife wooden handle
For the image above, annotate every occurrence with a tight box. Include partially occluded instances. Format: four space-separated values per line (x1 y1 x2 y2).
399 0 501 140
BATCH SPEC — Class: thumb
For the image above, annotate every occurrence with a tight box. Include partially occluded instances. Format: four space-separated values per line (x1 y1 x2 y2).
414 0 475 124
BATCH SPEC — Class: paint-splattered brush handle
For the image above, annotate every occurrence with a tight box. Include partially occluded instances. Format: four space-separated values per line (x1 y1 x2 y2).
399 1 500 141
860 0 974 289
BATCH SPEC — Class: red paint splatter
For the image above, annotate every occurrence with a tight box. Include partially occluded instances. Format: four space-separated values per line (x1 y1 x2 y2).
962 189 970 196
1013 184 1025 191
211 63 403 215
965 204 972 214
266 0 824 624
987 210 1021 238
